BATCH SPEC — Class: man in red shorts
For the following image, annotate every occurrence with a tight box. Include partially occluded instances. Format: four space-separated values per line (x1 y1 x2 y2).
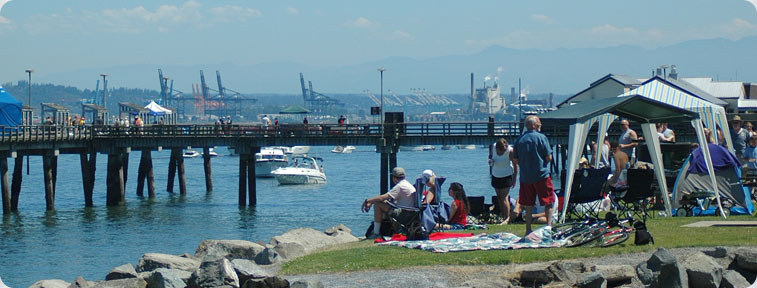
513 115 554 235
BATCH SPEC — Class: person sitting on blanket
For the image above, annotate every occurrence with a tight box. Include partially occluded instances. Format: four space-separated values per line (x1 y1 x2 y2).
436 182 470 230
362 167 417 239
505 192 558 225
421 169 437 204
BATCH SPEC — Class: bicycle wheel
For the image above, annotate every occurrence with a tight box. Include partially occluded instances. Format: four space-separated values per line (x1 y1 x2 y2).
563 226 605 247
552 222 589 240
600 231 630 247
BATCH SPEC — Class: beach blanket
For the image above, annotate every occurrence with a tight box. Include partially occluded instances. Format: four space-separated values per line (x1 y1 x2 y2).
374 232 474 243
378 226 566 252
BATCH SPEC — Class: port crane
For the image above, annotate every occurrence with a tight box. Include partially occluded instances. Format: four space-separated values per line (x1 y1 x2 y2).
198 70 256 118
158 69 188 116
299 73 343 115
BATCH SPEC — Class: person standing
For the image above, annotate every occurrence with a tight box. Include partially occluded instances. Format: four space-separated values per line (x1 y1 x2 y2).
618 119 638 162
513 115 554 235
730 115 748 160
489 138 517 224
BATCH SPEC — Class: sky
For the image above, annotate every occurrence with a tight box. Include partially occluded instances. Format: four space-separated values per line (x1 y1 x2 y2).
1 0 756 92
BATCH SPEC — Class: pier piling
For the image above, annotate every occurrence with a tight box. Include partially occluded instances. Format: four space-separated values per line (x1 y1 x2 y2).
248 148 259 206
79 151 93 206
106 153 125 206
177 150 186 195
145 150 155 197
238 153 248 206
136 150 147 197
380 152 388 195
203 147 212 193
121 151 129 186
11 153 22 211
43 153 55 210
1 153 10 214
167 148 180 192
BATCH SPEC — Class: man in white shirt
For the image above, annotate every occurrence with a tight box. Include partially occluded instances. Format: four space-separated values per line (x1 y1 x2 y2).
362 167 417 239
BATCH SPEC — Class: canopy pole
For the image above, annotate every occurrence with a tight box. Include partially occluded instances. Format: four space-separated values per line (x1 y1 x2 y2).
640 123 671 216
560 122 586 223
692 120 726 218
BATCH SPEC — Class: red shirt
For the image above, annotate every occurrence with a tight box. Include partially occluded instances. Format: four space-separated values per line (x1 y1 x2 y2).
450 199 467 225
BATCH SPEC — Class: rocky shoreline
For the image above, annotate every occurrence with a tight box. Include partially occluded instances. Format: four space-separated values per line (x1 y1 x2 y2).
27 224 757 288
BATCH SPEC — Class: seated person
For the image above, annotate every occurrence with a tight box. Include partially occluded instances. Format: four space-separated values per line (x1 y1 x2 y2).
435 182 469 230
744 135 757 170
609 141 629 189
505 192 559 224
421 169 437 204
361 167 416 239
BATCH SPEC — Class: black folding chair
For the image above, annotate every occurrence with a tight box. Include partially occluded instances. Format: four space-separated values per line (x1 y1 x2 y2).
466 196 488 224
611 168 655 222
566 167 611 220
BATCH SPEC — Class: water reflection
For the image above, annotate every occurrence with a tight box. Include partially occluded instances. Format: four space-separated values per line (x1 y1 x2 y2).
80 207 97 223
42 210 57 227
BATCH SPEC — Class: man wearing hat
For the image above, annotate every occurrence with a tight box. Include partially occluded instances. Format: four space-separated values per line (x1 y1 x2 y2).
731 115 749 160
361 167 417 239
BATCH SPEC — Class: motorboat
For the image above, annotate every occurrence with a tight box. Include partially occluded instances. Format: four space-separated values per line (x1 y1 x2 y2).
331 145 356 153
255 148 289 177
441 145 454 150
457 144 477 150
272 155 326 184
291 146 311 155
203 148 218 157
400 145 435 152
183 150 200 158
267 146 292 154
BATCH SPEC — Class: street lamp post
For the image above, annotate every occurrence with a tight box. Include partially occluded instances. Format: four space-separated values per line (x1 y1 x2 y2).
100 74 108 108
25 69 33 175
378 68 385 136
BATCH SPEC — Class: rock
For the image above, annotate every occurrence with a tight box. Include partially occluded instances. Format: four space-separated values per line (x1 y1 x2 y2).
241 276 289 288
145 268 190 288
105 263 138 280
195 239 265 260
734 248 757 272
67 276 93 288
136 253 201 273
290 280 325 288
324 224 351 235
459 278 513 288
270 228 358 260
254 247 280 265
575 272 606 288
29 279 71 288
188 255 240 288
636 248 689 288
720 270 751 288
231 259 271 284
682 252 723 288
518 261 585 286
703 246 728 258
590 265 635 285
89 278 147 288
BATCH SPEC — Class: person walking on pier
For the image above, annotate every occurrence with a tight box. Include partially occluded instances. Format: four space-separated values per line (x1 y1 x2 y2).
513 115 554 236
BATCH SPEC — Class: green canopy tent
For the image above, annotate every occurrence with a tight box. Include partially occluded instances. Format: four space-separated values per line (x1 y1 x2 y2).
279 104 310 122
538 94 722 220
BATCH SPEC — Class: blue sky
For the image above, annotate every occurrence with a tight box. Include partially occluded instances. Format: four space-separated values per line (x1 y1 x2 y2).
1 0 756 91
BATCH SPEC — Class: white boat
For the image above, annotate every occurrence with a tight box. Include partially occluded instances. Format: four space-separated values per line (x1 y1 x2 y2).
399 145 425 152
290 146 311 155
203 148 218 157
267 146 292 154
331 145 356 153
255 148 289 177
183 150 200 158
441 145 454 150
272 156 326 185
457 144 477 150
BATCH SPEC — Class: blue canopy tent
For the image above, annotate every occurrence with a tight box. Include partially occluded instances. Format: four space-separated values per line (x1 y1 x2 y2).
0 86 23 127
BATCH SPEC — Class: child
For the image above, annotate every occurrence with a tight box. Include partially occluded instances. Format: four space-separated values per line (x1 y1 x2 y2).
436 182 469 230
744 135 757 170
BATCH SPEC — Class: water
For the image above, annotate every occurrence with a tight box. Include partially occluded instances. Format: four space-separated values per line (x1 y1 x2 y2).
0 146 550 287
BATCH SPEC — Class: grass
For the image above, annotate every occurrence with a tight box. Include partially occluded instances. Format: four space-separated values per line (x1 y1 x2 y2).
280 214 757 275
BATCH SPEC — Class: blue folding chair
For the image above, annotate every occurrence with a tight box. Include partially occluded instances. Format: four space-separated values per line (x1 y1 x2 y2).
387 176 446 240
566 167 611 220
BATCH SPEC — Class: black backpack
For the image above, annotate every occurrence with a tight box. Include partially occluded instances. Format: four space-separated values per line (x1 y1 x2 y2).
633 220 654 245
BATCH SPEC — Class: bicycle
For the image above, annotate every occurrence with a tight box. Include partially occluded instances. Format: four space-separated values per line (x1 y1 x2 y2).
551 213 635 247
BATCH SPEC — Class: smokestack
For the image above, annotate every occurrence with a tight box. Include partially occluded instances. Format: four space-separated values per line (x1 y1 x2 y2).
470 73 474 113
549 93 553 108
511 87 516 106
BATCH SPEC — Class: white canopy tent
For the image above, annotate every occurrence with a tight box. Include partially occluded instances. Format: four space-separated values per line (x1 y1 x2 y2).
538 95 725 223
145 101 173 115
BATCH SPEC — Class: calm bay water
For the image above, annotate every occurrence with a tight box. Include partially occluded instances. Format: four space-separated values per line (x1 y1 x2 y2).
0 146 551 287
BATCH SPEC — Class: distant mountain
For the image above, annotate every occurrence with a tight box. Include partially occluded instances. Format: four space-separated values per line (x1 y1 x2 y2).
38 36 757 96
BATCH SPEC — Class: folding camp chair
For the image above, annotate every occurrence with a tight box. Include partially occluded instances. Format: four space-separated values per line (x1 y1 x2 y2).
466 196 488 224
387 176 446 240
566 167 611 220
611 168 655 222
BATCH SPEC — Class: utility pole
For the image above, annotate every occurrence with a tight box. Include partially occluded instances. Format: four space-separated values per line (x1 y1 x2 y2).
100 74 108 108
25 69 33 175
378 67 386 136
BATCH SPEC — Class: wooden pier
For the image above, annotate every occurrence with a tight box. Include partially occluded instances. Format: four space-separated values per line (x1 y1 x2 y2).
0 120 698 213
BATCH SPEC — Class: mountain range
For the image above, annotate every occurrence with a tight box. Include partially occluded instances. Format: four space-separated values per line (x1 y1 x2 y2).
37 36 757 96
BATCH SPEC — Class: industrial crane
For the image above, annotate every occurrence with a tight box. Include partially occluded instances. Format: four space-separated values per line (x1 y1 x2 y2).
157 69 187 116
199 70 255 118
299 73 343 115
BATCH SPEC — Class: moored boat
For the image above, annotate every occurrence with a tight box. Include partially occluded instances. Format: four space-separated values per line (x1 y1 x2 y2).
272 155 326 184
255 148 289 177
